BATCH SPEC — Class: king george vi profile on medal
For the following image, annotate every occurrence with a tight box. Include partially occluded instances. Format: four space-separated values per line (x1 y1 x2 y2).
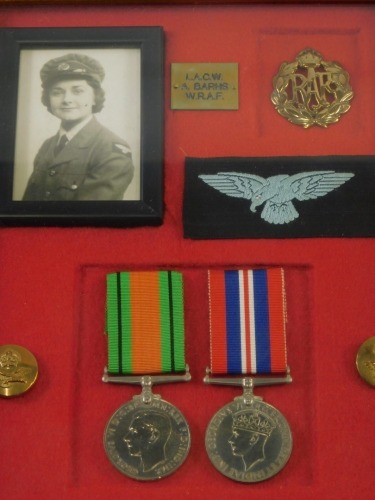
22 53 134 201
228 410 276 472
123 411 172 473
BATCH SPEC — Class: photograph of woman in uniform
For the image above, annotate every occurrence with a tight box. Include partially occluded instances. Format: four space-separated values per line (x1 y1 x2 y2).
13 49 140 202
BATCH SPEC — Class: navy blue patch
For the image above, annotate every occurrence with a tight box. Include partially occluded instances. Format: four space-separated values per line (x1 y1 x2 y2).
183 156 375 239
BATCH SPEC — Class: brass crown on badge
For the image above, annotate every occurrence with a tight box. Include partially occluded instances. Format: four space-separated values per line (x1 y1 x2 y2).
271 48 353 128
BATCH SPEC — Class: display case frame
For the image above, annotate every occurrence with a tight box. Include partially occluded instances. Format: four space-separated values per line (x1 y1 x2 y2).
1 2 374 500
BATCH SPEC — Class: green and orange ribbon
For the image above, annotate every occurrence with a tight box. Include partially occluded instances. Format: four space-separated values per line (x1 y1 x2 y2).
106 271 186 375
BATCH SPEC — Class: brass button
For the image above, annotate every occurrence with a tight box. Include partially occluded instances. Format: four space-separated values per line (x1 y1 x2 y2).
356 337 375 387
0 345 38 397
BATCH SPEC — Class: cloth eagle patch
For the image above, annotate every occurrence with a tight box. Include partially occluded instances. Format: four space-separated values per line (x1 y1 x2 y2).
183 156 375 239
199 171 354 225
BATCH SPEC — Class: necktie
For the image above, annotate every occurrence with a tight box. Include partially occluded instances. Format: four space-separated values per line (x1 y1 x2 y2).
54 134 68 156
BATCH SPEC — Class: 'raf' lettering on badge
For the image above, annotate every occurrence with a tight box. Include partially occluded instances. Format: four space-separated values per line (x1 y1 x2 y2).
271 48 353 128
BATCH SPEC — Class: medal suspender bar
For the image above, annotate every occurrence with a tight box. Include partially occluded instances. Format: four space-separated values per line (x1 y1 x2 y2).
204 268 293 483
103 270 191 481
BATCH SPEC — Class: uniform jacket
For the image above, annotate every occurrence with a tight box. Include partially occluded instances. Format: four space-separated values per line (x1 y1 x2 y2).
23 118 134 201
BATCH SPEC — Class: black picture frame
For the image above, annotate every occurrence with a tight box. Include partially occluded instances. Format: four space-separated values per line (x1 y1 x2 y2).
0 26 164 227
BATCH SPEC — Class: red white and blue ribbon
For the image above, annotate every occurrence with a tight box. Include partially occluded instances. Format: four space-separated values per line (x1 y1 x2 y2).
208 268 287 375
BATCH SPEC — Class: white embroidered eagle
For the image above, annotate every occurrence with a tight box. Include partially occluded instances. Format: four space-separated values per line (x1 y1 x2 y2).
199 171 354 225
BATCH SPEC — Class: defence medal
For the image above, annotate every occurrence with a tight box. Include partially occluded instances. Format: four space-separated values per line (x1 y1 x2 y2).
204 268 292 482
271 48 353 128
103 271 191 480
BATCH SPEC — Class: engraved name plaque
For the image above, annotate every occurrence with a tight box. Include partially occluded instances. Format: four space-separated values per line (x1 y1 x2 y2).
171 63 238 110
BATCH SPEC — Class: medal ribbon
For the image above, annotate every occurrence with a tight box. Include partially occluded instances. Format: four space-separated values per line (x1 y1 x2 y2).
208 268 287 375
106 271 186 375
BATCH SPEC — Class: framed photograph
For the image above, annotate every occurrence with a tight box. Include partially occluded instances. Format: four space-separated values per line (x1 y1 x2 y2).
0 26 164 226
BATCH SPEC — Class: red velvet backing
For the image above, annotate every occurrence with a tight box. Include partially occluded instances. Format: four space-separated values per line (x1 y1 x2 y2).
1 4 375 499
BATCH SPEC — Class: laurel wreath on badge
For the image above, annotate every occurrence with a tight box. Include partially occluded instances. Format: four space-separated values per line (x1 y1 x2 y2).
271 48 354 128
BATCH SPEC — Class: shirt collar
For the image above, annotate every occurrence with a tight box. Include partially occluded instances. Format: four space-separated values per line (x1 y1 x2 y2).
58 115 94 142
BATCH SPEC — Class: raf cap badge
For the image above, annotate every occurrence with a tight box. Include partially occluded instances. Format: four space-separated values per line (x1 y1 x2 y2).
271 48 353 128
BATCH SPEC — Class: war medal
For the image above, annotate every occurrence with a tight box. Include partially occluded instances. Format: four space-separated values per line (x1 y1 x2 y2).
204 268 292 482
271 48 353 128
0 344 38 397
103 271 191 480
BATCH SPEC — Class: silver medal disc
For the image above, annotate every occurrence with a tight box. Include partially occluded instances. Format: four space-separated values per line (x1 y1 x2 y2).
104 396 191 480
205 397 292 482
